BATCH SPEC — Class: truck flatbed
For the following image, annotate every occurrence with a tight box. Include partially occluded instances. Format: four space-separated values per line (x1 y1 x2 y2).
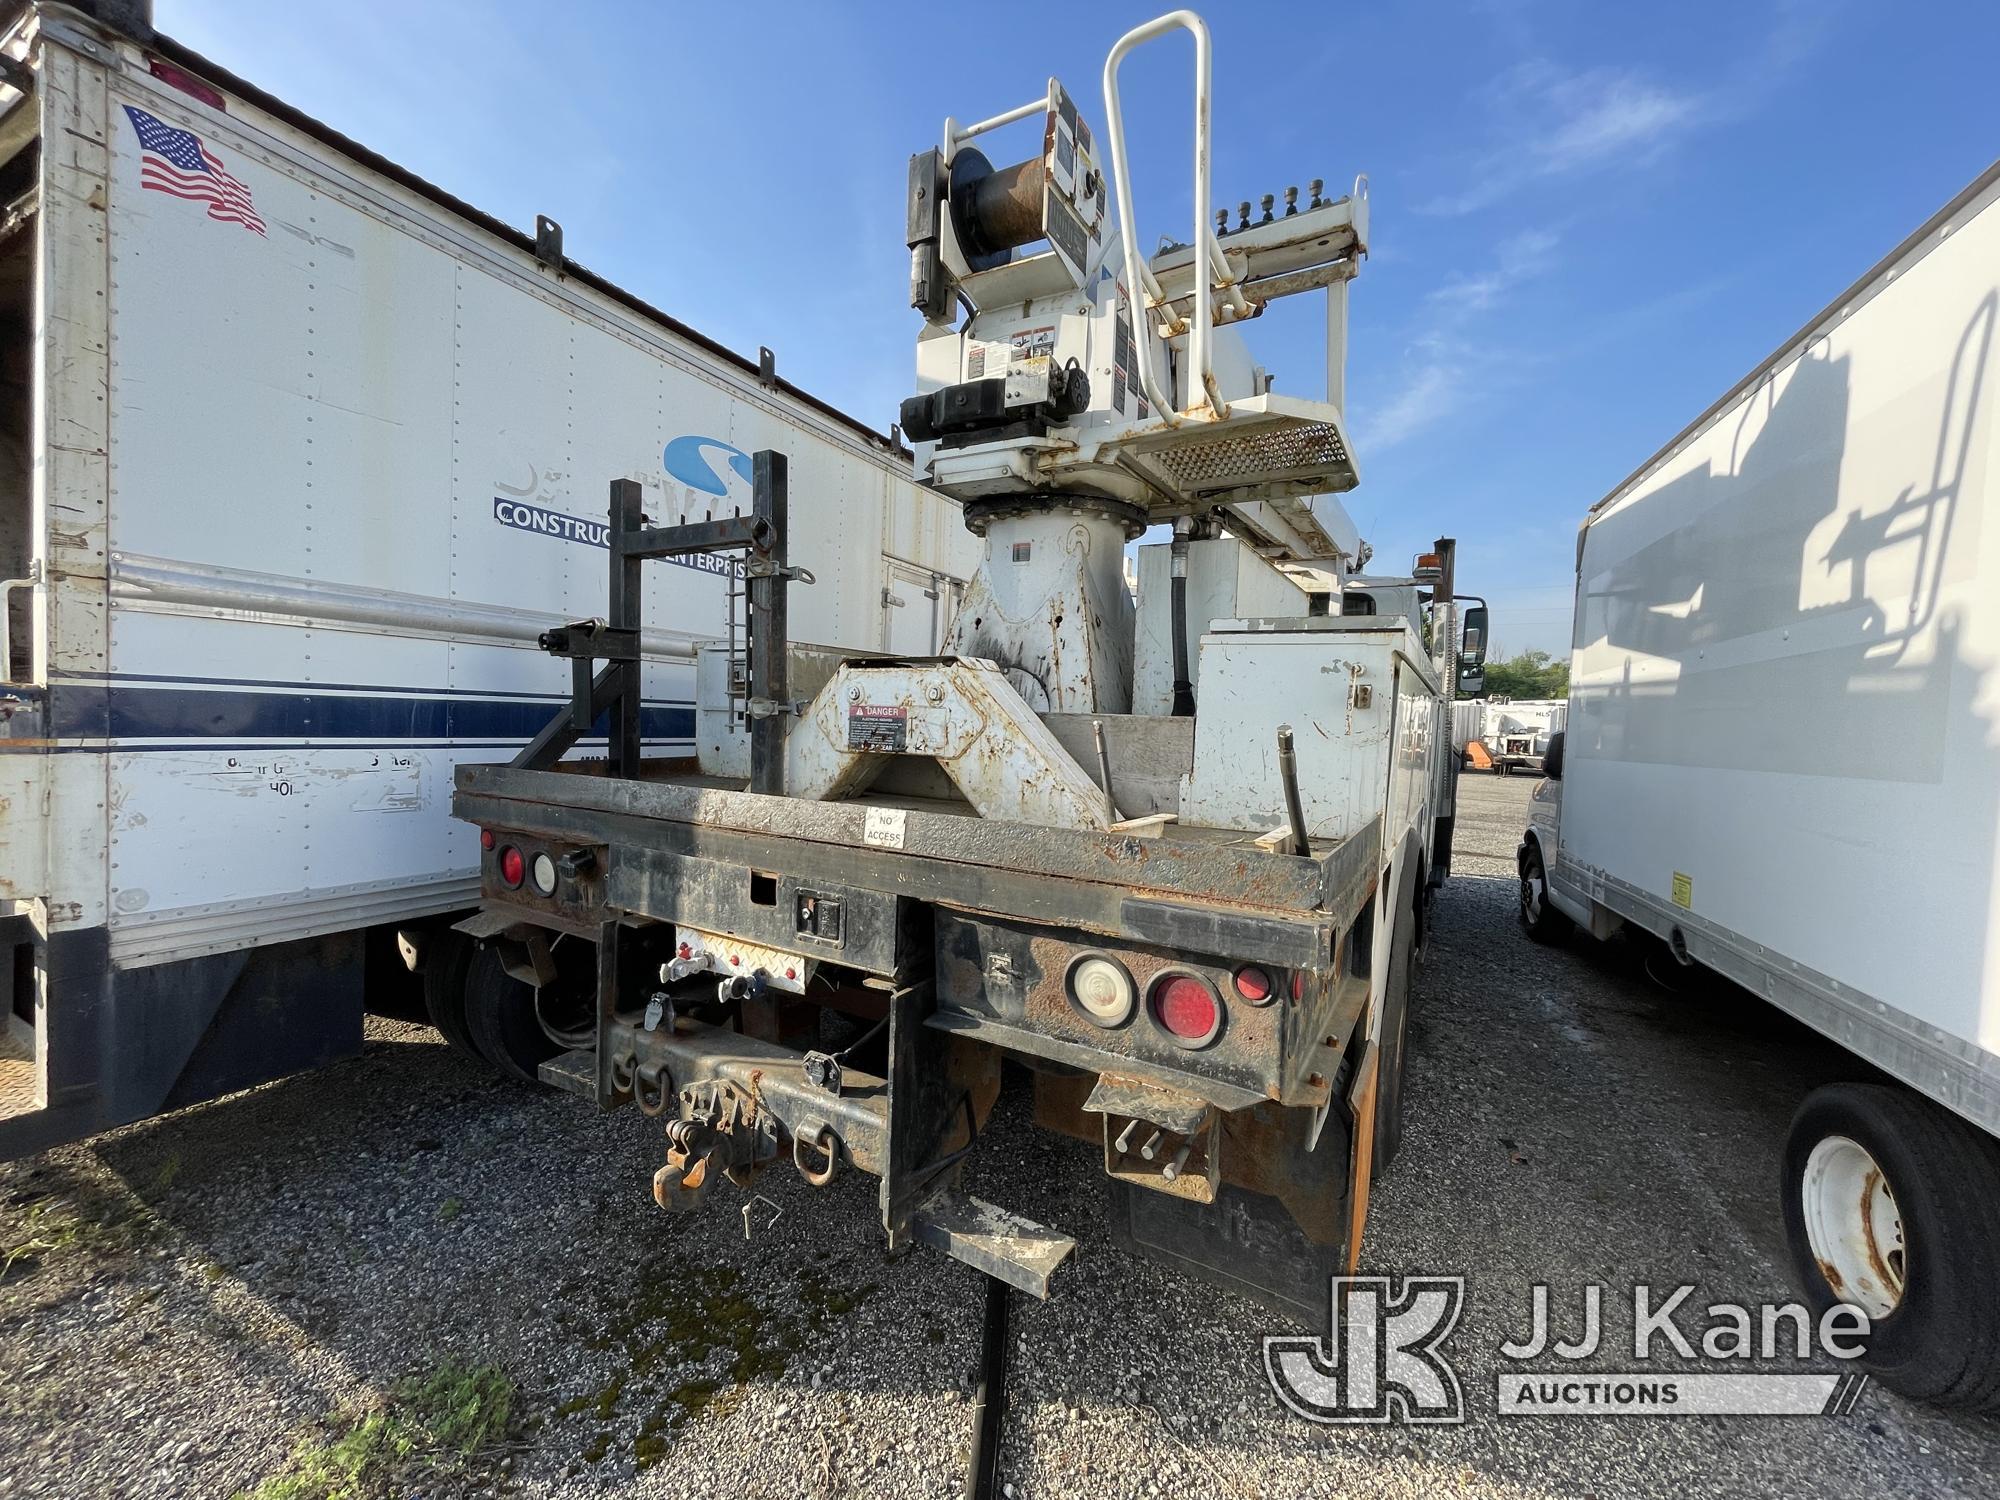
456 761 1377 974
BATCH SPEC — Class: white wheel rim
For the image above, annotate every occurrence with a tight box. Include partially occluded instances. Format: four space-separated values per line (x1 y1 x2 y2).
1522 869 1544 922
1800 1134 1905 1319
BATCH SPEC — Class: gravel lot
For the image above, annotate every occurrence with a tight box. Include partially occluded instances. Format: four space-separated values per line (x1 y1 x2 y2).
3 773 1997 1498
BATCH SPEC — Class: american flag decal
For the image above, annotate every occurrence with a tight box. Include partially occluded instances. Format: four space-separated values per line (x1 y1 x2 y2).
123 105 266 235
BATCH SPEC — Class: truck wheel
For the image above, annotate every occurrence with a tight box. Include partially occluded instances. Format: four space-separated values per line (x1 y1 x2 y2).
421 930 481 1059
1372 885 1417 1174
1782 1082 2000 1410
462 944 560 1086
1517 844 1572 944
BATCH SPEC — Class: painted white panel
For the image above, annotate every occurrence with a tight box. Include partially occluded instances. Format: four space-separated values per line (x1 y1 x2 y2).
54 68 979 965
1566 169 2000 1054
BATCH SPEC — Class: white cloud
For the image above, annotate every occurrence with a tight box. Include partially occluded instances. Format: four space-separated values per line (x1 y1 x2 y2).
1533 67 1698 172
1366 226 1561 450
1425 227 1561 313
1420 61 1702 216
1367 360 1461 450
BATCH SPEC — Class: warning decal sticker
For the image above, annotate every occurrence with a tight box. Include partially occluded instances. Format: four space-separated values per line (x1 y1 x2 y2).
847 704 909 753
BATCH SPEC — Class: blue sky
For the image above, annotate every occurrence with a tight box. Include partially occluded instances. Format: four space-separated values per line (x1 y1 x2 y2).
161 0 1999 657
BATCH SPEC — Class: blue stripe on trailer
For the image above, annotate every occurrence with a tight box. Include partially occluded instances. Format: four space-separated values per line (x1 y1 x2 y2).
41 682 697 744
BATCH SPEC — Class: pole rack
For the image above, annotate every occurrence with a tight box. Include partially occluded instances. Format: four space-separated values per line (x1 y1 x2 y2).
513 449 793 787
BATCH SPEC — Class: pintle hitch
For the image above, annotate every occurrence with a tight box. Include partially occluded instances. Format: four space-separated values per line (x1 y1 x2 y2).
652 1078 780 1211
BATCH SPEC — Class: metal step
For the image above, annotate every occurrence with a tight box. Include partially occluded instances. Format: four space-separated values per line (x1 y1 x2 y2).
909 1185 1078 1298
538 1047 596 1098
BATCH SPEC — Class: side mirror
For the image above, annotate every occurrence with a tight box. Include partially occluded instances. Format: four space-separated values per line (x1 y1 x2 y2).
1543 731 1565 781
1460 604 1488 664
1456 603 1488 697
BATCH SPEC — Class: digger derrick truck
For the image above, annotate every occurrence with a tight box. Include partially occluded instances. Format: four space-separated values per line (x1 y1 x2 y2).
452 12 1489 1317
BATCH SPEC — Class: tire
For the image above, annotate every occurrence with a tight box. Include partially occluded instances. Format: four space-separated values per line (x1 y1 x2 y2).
1782 1082 2000 1410
462 943 560 1086
421 930 481 1059
1371 881 1417 1175
1517 842 1573 944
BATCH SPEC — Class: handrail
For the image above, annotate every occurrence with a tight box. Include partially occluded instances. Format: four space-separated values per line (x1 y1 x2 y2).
945 98 1045 150
0 560 37 685
1102 10 1227 424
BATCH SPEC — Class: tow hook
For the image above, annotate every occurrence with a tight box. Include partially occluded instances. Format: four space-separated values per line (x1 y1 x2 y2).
794 1119 840 1187
632 1058 674 1117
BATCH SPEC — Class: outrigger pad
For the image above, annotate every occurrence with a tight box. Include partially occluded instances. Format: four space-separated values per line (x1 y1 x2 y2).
1111 1179 1348 1328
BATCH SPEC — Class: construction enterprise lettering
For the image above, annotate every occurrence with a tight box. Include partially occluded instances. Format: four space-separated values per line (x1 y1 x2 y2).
492 496 744 578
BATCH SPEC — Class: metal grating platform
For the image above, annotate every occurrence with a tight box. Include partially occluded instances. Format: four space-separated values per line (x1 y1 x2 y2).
1148 416 1350 488
1110 393 1360 510
0 1027 37 1122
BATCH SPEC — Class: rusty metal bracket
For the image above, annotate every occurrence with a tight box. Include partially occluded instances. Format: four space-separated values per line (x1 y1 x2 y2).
794 1120 840 1187
633 1059 674 1117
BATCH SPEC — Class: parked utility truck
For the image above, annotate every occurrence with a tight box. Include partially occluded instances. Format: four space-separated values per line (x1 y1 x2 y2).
1521 156 2000 1407
1483 698 1565 775
457 13 1487 1315
0 0 976 1156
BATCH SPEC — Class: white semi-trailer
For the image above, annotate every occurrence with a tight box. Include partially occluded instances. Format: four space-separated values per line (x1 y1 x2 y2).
1521 156 2000 1408
0 0 976 1155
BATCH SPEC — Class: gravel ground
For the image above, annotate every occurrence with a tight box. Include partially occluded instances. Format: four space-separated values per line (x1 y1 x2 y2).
3 773 1997 1498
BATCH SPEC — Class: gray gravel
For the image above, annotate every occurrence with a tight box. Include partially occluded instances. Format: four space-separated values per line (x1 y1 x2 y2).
3 774 1997 1497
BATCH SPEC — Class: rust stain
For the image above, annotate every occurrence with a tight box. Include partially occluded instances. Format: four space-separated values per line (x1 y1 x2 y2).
1859 1168 1899 1294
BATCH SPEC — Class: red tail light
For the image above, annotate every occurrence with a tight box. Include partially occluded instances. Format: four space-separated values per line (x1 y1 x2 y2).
1150 973 1222 1047
480 828 496 851
498 845 525 888
1232 965 1273 1005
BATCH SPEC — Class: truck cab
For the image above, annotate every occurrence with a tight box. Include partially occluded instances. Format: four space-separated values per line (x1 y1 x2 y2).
1515 732 1595 942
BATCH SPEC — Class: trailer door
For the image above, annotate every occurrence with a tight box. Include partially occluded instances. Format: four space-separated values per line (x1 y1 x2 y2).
883 561 948 655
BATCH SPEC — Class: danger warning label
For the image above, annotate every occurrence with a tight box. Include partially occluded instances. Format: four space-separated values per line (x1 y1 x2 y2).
847 704 909 753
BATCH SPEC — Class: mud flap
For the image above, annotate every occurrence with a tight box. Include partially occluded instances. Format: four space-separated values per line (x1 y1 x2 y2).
1110 1178 1349 1328
1108 1079 1361 1328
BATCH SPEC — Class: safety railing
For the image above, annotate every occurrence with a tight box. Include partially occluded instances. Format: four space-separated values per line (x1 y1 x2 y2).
1101 10 1235 424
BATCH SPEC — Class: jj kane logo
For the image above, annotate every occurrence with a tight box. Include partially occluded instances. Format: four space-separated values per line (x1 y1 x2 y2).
1265 1277 1873 1424
1265 1277 1467 1424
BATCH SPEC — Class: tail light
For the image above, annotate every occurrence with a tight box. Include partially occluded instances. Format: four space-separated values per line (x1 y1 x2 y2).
479 828 496 851
498 845 525 888
1149 972 1223 1048
1066 953 1136 1027
530 851 558 896
1232 964 1274 1005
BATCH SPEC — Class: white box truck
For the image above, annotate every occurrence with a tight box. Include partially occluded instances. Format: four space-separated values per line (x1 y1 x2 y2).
0 0 976 1155
1521 155 2000 1408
